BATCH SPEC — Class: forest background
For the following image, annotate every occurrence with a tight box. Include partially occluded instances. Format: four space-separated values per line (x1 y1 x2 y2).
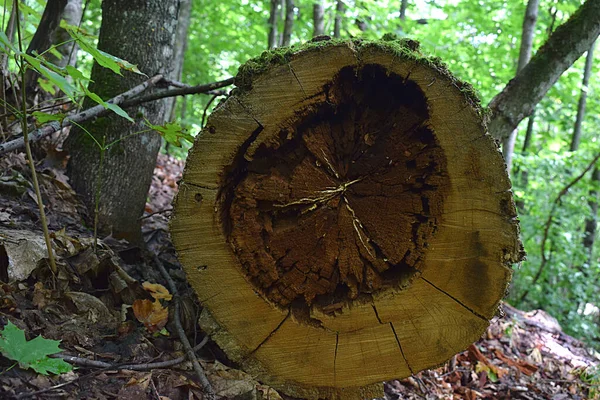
1 0 599 350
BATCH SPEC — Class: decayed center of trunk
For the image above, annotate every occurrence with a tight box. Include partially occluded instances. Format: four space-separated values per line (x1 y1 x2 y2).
225 64 449 314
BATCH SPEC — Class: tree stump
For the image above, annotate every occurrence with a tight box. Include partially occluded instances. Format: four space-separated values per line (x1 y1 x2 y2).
171 39 524 400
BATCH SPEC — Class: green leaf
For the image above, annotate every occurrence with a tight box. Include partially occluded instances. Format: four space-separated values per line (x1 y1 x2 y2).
38 78 56 95
23 54 78 101
66 65 90 82
32 111 66 124
146 120 193 147
85 89 133 122
0 31 17 54
0 321 72 375
66 27 145 76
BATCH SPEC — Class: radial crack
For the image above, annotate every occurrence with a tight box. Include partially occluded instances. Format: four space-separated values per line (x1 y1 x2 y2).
420 277 488 321
389 322 414 374
247 310 291 357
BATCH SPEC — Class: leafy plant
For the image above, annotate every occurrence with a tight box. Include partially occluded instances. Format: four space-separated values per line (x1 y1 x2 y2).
0 321 72 375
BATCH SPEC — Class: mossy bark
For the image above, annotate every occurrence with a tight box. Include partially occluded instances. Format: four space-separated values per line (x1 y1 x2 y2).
172 38 524 399
65 0 180 242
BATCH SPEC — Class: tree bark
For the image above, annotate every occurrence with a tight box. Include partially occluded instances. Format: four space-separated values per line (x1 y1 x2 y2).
334 0 344 38
24 0 68 94
501 0 539 174
313 1 325 37
268 0 279 49
171 39 522 400
64 0 180 243
584 167 599 260
570 42 595 152
400 0 408 20
488 0 600 142
167 0 191 121
282 0 294 46
47 0 82 69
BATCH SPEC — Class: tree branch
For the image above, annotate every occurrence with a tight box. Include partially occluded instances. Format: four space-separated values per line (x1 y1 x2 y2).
488 0 600 141
0 76 233 155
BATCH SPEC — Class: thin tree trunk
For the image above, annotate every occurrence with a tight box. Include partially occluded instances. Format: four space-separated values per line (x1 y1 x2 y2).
488 0 600 142
282 0 294 46
522 110 535 153
400 0 408 20
168 0 192 121
570 42 595 152
48 0 82 69
313 1 325 37
268 0 279 49
24 0 68 94
502 0 539 174
334 0 343 38
584 167 599 260
65 0 180 243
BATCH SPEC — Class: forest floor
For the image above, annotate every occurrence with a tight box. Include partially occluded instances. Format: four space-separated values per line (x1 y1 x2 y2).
0 141 599 399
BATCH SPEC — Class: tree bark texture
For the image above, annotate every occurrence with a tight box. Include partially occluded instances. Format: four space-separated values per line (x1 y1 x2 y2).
47 0 82 69
488 0 600 142
171 39 523 400
570 42 595 152
334 0 344 38
65 0 180 242
24 0 68 93
282 0 294 46
268 0 279 49
167 0 191 120
313 2 325 37
501 0 539 174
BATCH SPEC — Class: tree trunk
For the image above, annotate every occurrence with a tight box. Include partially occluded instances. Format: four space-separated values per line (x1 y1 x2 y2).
501 0 539 174
47 0 82 69
488 0 600 141
23 0 68 95
268 0 279 49
65 0 180 243
282 0 294 46
400 0 408 20
584 167 599 260
570 42 595 152
171 39 523 400
334 0 343 38
168 0 192 121
313 1 325 37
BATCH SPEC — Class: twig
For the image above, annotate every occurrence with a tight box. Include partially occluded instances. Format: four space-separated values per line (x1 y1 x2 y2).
202 93 220 129
16 338 210 399
120 77 233 108
56 336 209 370
520 152 600 303
153 254 215 400
0 74 164 154
14 0 57 274
0 76 233 155
139 208 173 220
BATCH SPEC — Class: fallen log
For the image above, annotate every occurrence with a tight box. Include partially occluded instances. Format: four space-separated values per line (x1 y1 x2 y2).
171 38 524 400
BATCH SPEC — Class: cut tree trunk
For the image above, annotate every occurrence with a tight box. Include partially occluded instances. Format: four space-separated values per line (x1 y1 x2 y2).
171 39 524 400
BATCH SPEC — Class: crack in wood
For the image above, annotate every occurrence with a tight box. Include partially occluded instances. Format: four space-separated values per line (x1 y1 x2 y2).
371 304 384 324
247 309 291 357
420 277 489 321
389 322 414 375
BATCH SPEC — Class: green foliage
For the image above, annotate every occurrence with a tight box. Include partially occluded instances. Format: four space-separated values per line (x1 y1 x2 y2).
0 321 72 375
146 120 194 147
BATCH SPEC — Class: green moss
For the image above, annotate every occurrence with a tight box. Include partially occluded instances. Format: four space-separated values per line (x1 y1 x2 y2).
234 36 485 118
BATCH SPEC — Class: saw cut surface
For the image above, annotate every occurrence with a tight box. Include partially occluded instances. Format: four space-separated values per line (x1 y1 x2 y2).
171 39 523 400
227 64 448 310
